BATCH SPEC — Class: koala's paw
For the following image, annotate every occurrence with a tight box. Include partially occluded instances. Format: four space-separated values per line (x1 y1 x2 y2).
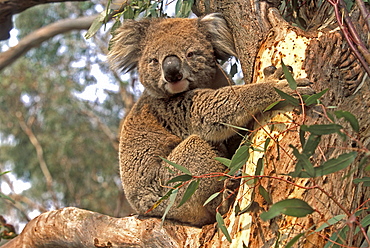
218 178 239 214
263 65 315 96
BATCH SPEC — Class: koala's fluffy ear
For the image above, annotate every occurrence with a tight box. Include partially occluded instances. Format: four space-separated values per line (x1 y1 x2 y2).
199 13 237 60
108 19 151 72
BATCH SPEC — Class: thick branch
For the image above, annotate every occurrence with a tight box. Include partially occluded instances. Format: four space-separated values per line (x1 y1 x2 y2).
0 14 98 71
0 0 88 40
1 207 203 248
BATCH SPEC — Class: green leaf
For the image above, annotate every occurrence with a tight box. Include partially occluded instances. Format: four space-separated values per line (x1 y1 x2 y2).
123 7 135 19
302 134 321 157
334 110 360 133
314 214 346 232
259 185 272 204
216 212 232 242
214 157 231 168
177 179 199 207
0 193 15 203
291 145 315 177
355 214 370 234
255 157 264 176
221 122 251 132
264 100 290 112
353 177 370 187
166 174 193 184
149 183 182 213
359 154 370 169
299 129 306 147
300 124 343 135
264 100 283 111
313 152 357 177
281 60 297 90
274 88 300 106
203 192 220 206
161 188 178 226
304 89 328 106
228 145 250 175
360 214 370 228
264 138 271 152
0 171 10 176
324 226 348 248
160 156 192 175
85 12 107 39
260 199 314 221
175 0 182 16
285 232 305 248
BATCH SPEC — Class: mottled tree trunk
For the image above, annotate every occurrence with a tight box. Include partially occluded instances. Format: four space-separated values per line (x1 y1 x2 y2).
193 1 370 247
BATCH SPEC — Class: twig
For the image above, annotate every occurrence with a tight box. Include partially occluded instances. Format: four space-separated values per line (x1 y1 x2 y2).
15 112 59 209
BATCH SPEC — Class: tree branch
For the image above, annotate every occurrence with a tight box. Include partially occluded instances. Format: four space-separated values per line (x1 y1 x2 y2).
1 207 203 248
0 0 88 40
0 14 98 71
15 112 59 209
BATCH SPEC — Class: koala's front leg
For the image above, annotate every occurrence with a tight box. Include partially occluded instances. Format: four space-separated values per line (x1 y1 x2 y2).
188 76 313 142
161 134 230 226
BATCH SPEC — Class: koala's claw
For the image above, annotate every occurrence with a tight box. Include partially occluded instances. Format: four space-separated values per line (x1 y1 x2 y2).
263 65 294 80
296 78 313 87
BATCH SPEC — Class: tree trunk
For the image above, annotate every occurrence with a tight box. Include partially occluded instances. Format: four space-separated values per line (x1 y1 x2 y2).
2 1 370 247
193 1 370 247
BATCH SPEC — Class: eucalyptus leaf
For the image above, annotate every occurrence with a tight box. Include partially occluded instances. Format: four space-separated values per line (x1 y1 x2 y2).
334 110 360 133
228 145 250 175
260 198 314 221
203 192 220 206
216 212 232 242
259 185 272 204
285 232 305 248
314 152 357 177
300 124 343 135
353 177 370 187
314 214 346 232
304 89 328 106
281 60 297 90
161 188 178 226
214 157 231 168
177 179 199 207
302 134 321 157
160 156 192 175
166 174 193 184
274 88 300 106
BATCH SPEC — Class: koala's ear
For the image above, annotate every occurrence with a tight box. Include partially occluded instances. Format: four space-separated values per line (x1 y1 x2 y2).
108 19 151 72
199 13 237 60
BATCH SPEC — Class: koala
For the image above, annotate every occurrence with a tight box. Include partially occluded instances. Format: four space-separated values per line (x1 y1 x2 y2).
108 14 313 226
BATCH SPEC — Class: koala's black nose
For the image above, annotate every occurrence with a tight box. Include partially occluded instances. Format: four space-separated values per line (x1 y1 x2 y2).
162 55 183 83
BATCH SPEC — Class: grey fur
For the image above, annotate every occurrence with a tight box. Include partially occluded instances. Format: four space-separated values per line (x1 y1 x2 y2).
108 14 313 226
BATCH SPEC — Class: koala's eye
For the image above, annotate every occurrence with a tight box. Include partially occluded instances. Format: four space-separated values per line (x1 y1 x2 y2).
186 52 194 58
149 58 159 64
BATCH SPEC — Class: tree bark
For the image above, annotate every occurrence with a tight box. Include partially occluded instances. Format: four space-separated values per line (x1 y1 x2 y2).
1 207 203 248
193 1 370 247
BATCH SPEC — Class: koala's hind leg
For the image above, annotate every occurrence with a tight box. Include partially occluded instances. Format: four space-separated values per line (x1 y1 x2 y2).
163 134 233 226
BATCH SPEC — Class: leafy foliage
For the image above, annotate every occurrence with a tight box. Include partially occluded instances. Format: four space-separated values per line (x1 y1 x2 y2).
260 198 314 221
0 2 127 226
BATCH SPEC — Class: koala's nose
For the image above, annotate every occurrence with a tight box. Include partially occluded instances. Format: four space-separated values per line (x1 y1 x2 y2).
162 55 183 83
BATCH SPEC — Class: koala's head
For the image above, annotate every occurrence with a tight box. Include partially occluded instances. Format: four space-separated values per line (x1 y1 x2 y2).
109 14 236 98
